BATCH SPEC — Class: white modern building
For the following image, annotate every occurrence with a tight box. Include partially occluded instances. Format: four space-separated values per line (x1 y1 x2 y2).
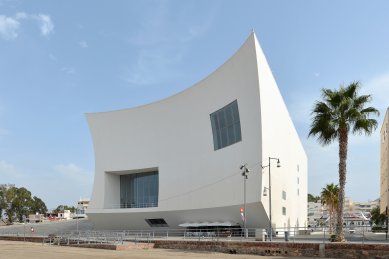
86 32 307 231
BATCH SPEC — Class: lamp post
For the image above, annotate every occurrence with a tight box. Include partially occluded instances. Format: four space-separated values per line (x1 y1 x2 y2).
261 157 281 241
240 164 250 238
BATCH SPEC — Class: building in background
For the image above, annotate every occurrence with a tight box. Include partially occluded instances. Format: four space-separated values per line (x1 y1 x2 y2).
74 198 90 219
308 198 378 227
380 108 389 214
86 32 308 231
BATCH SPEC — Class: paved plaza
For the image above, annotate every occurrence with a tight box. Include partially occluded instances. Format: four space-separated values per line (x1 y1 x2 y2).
0 240 310 259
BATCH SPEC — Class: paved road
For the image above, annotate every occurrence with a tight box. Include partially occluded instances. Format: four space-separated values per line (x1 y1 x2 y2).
0 240 311 259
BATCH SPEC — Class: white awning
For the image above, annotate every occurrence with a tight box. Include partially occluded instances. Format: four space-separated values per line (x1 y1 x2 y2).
178 221 235 227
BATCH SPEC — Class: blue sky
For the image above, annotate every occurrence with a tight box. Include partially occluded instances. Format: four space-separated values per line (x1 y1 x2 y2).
0 0 388 209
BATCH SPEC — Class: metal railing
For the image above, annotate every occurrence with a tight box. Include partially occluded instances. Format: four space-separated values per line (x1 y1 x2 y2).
1 225 389 245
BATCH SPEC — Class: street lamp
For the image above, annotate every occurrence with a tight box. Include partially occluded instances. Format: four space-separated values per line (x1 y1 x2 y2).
240 163 250 238
261 157 281 241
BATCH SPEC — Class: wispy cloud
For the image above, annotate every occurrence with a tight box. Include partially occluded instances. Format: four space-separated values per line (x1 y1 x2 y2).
49 53 57 61
78 40 88 48
0 15 20 40
61 67 76 74
0 12 54 40
0 160 23 178
122 48 183 86
36 14 54 36
364 71 389 112
0 128 10 137
123 2 217 86
54 163 92 187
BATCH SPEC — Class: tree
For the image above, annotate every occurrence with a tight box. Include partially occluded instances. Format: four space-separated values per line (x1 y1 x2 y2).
54 205 76 213
308 194 320 203
308 81 379 241
0 186 7 221
370 206 386 226
320 183 339 233
31 196 47 215
6 187 35 222
0 186 47 223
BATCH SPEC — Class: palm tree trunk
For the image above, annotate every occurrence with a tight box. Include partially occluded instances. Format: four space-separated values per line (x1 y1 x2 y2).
336 127 348 242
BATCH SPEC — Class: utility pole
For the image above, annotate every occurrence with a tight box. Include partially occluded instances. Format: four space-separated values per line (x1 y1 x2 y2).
240 164 250 238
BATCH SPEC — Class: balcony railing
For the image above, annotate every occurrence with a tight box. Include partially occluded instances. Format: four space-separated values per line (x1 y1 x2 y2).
108 202 158 209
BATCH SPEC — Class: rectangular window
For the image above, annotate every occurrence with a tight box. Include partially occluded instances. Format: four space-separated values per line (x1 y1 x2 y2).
120 171 158 208
282 207 286 216
282 191 286 200
210 100 242 150
297 177 299 184
297 188 300 196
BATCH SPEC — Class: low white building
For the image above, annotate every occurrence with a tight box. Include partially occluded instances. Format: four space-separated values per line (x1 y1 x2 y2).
74 198 90 219
86 32 308 230
308 198 378 227
58 210 71 220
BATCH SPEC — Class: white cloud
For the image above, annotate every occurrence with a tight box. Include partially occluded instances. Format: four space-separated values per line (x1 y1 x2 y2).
78 40 88 48
0 15 20 40
36 14 53 36
0 12 54 40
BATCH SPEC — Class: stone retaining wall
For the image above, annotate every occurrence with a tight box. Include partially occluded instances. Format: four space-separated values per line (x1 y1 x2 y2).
0 235 44 243
154 240 389 258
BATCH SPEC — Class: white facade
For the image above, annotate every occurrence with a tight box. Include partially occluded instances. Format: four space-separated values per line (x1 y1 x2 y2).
86 33 307 230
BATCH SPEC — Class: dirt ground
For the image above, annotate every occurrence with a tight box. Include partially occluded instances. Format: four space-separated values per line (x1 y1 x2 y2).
0 240 302 259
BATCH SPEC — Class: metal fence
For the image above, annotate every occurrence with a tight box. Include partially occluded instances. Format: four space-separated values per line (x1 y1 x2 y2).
1 224 389 245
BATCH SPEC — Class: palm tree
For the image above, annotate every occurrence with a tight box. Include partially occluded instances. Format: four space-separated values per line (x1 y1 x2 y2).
308 81 379 241
321 183 339 233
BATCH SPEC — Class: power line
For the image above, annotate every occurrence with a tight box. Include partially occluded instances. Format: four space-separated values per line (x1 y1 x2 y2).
158 161 262 204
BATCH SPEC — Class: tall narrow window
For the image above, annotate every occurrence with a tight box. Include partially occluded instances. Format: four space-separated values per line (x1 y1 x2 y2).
210 100 242 150
282 190 286 200
282 207 286 216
